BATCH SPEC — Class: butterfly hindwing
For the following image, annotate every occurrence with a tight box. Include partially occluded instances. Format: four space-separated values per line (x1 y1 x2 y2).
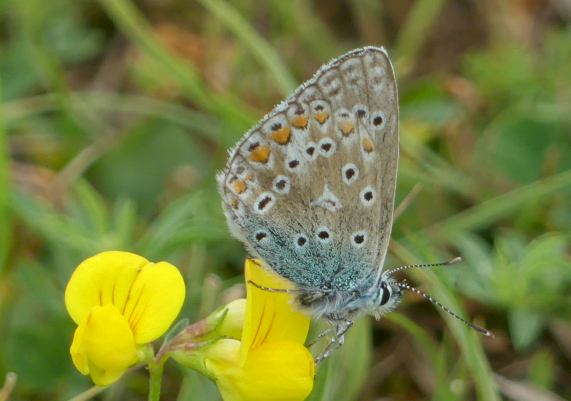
217 47 399 292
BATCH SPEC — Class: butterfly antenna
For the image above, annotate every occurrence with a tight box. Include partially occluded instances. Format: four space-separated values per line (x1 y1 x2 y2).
395 281 494 337
385 256 462 276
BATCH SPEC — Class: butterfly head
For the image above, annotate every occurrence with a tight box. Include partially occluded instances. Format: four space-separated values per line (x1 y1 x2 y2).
370 275 402 319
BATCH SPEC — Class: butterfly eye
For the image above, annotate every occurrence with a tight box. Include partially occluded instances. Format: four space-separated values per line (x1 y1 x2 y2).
380 281 391 306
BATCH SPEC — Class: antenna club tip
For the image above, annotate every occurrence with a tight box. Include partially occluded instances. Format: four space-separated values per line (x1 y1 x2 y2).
448 256 462 265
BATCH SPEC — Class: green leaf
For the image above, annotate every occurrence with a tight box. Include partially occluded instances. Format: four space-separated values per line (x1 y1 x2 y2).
528 349 556 390
508 309 545 350
162 318 190 347
423 169 571 237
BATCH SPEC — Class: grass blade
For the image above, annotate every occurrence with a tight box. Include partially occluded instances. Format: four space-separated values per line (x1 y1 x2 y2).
199 0 298 96
424 169 571 237
394 0 449 75
0 74 10 271
391 242 500 401
100 0 256 130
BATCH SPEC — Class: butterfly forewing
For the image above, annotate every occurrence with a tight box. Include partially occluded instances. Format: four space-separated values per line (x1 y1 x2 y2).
217 46 399 293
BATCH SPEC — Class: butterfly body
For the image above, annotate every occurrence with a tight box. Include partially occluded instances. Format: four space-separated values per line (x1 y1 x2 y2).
295 274 402 321
217 47 401 350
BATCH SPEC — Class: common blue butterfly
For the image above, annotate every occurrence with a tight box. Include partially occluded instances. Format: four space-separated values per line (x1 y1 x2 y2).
217 47 491 361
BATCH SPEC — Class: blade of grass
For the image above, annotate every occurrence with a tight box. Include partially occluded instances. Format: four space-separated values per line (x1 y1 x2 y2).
423 169 571 237
394 0 449 76
270 0 341 61
9 191 104 254
0 73 10 271
386 313 439 366
13 0 99 139
349 0 386 44
0 92 233 146
0 73 13 363
387 313 457 401
401 132 476 196
199 0 298 97
100 0 256 130
391 241 500 401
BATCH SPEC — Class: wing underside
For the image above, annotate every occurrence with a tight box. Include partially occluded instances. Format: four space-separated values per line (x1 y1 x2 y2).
217 47 399 291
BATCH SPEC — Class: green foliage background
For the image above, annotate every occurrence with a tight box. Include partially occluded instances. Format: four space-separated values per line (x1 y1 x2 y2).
1 0 570 400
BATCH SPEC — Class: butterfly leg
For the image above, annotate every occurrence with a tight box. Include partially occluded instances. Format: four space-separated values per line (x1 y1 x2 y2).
307 327 334 348
315 319 353 364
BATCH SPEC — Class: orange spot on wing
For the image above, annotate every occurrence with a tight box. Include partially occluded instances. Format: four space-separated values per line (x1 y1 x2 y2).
231 179 247 194
339 122 355 136
292 115 309 129
249 145 271 163
362 138 374 153
314 112 329 124
271 127 292 145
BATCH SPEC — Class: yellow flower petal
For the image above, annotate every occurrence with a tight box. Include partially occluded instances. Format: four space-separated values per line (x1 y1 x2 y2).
70 322 89 375
65 251 149 325
65 251 186 345
86 364 127 388
73 304 139 386
203 338 241 378
240 259 310 365
123 261 186 344
206 339 314 401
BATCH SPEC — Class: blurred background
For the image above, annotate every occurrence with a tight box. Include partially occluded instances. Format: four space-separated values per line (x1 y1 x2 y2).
1 0 571 400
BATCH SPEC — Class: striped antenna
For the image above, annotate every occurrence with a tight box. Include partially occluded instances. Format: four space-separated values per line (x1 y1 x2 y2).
395 281 494 337
385 256 462 276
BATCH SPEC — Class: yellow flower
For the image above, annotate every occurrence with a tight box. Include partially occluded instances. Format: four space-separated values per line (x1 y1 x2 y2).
65 251 185 386
203 259 315 401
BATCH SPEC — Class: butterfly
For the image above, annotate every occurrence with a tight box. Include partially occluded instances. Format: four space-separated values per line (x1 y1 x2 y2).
217 46 490 361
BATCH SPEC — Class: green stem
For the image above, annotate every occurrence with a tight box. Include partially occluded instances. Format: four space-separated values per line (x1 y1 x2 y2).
148 360 164 401
65 386 105 401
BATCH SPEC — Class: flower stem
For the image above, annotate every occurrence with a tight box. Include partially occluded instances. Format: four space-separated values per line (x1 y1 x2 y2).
148 360 164 401
65 386 105 401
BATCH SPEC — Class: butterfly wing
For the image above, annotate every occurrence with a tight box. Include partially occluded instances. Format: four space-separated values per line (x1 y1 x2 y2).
217 47 399 292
